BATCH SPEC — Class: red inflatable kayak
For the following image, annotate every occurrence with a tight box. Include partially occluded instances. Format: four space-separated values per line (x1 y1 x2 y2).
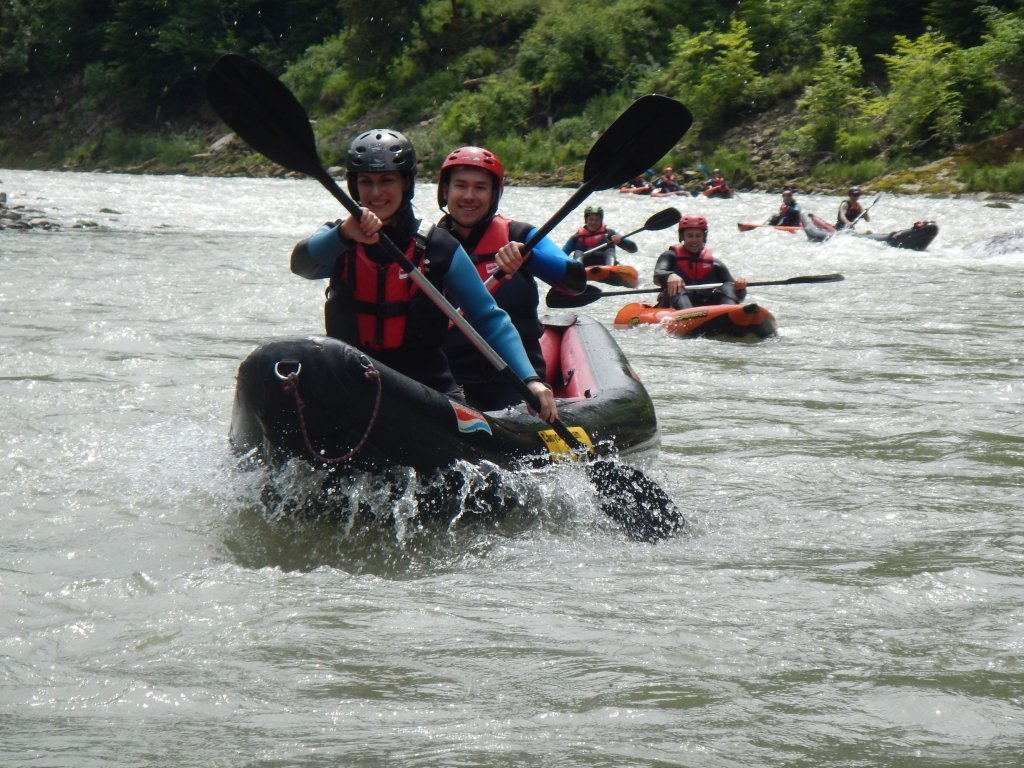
612 302 777 341
737 222 802 233
584 264 640 288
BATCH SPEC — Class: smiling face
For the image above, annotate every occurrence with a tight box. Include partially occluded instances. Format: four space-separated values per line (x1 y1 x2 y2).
356 172 408 223
680 228 706 253
443 167 496 234
584 213 603 232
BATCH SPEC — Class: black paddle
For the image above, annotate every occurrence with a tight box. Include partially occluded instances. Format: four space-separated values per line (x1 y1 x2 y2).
578 207 681 257
517 98 691 257
547 273 846 309
206 53 684 542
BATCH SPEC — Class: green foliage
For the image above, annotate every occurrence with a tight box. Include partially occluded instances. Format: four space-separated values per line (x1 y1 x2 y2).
817 0 932 78
866 32 965 152
2 0 1023 190
67 129 203 169
0 0 107 80
736 0 834 70
281 34 351 112
339 0 423 79
925 0 1022 47
955 8 1024 138
642 20 767 136
788 45 872 156
808 157 892 186
960 159 1024 193
434 74 534 150
515 0 661 120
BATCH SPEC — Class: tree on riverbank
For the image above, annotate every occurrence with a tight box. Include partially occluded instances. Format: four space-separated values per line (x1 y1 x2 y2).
2 0 1023 191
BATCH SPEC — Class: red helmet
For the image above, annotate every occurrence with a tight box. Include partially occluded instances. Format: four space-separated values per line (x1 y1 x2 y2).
678 213 708 242
437 146 505 213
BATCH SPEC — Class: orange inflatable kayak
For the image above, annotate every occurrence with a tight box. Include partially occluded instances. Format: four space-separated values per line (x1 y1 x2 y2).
612 302 778 341
584 264 639 288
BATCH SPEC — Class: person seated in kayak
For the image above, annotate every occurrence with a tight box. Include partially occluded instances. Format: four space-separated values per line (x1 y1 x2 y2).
290 129 557 422
653 213 748 309
561 206 639 267
436 144 586 413
653 166 682 194
836 186 868 229
704 168 729 193
767 188 802 226
618 175 653 194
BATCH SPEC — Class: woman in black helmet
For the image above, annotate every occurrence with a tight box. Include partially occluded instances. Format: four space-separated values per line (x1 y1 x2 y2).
290 129 557 422
560 206 639 267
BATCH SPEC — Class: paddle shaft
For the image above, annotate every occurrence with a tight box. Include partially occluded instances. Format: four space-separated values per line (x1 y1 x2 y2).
604 274 844 296
582 284 722 299
549 273 846 307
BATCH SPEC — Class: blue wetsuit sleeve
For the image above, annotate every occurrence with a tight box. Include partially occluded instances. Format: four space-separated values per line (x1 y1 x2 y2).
290 222 345 280
526 228 586 292
561 235 578 255
443 247 539 383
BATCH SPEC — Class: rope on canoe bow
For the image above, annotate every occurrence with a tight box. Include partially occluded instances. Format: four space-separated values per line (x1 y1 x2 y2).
275 355 382 464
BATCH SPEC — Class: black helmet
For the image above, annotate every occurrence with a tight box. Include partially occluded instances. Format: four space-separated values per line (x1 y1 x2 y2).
584 205 604 218
346 128 417 202
849 186 861 196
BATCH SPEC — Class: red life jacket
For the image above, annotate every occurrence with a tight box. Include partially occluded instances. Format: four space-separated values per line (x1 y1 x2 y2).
575 224 608 251
466 216 513 281
337 224 436 351
669 244 714 281
846 201 863 219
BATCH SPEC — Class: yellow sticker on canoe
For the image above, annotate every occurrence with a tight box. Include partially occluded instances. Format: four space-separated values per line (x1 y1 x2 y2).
537 426 594 460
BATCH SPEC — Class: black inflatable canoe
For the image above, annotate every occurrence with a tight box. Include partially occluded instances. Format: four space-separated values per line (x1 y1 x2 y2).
229 314 661 475
801 212 938 250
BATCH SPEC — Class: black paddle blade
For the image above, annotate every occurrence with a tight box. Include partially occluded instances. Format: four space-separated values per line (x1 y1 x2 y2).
546 285 607 309
749 273 845 286
788 273 844 284
587 460 685 542
645 207 682 231
206 54 325 180
584 95 693 190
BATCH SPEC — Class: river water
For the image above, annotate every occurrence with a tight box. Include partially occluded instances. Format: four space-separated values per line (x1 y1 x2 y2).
2 168 1022 766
